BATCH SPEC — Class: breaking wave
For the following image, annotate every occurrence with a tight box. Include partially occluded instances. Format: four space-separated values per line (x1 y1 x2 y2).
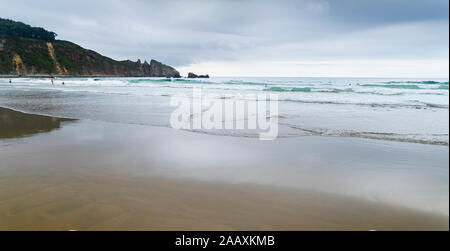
383 81 449 85
362 84 421 89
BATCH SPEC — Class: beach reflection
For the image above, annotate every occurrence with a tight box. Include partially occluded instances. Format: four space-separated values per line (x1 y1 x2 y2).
0 107 75 139
0 108 447 230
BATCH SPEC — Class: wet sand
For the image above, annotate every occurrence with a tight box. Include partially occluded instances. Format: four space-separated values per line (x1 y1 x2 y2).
0 175 448 231
0 107 448 230
0 107 74 139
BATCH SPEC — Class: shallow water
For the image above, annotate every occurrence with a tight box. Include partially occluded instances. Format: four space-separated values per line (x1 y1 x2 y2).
0 77 448 145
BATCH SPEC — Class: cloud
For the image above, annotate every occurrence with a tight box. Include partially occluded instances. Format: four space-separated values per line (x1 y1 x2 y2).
0 0 448 77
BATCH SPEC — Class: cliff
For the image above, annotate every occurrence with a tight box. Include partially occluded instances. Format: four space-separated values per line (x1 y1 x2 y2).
0 18 180 77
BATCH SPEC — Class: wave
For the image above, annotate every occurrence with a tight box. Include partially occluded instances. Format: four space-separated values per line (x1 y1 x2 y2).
128 78 175 83
424 103 448 108
265 87 359 93
383 81 449 85
223 80 266 86
264 87 312 92
362 84 421 89
317 88 354 93
281 123 449 146
262 86 445 96
126 78 270 86
280 98 448 109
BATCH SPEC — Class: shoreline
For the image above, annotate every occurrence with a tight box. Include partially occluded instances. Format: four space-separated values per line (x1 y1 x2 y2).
0 102 447 147
0 75 182 78
0 106 448 230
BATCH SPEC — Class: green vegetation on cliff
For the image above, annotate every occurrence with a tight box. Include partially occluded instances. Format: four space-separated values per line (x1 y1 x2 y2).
0 18 180 77
0 18 56 41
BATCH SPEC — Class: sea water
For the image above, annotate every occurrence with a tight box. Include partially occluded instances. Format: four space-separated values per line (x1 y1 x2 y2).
0 77 448 145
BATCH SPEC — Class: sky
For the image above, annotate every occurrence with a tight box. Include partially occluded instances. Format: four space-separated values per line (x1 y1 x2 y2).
0 0 448 77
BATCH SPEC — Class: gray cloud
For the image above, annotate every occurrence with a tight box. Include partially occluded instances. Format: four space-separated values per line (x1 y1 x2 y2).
0 0 448 70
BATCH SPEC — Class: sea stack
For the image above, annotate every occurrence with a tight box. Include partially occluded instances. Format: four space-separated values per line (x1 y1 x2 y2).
187 72 210 78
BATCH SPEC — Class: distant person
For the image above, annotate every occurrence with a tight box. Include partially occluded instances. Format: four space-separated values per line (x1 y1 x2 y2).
62 82 65 85
9 79 12 84
51 79 54 85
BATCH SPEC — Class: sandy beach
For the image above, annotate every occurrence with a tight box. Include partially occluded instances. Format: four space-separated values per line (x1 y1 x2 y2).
1 175 448 231
0 107 448 230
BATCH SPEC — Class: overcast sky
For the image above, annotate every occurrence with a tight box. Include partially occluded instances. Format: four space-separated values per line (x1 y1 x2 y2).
1 0 448 77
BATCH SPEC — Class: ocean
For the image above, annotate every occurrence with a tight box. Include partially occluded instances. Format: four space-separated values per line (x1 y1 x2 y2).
0 77 448 145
